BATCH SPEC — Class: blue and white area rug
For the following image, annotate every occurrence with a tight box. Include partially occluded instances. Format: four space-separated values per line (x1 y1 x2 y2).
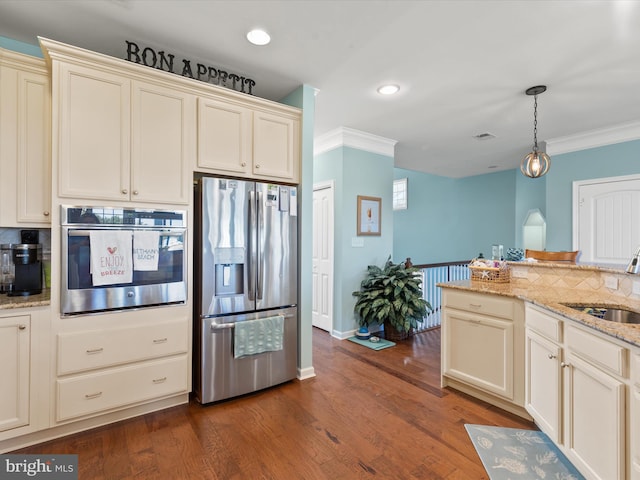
465 424 585 480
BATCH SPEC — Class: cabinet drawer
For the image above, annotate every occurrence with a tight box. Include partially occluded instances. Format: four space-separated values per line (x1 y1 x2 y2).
525 304 562 342
566 325 627 378
444 290 514 320
56 354 188 422
58 320 188 375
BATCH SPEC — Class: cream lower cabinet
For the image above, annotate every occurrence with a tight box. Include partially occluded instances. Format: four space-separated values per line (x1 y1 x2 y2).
525 303 628 480
55 318 189 423
525 328 562 442
0 49 51 226
632 353 640 480
441 289 526 417
0 314 30 433
53 60 194 204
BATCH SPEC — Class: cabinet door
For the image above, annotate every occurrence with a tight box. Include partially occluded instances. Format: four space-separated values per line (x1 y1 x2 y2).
17 70 51 223
631 353 640 480
253 110 299 181
525 329 562 443
442 308 514 399
0 58 51 226
563 351 625 480
58 63 131 201
0 315 30 432
197 97 252 176
131 81 194 204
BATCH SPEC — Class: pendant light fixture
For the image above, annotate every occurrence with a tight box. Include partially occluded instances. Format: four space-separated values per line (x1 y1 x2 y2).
521 85 550 178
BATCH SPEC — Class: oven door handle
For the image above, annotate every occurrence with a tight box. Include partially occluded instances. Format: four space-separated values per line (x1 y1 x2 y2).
67 229 185 236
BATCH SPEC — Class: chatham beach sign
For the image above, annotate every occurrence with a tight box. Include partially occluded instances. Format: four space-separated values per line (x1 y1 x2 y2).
125 40 256 95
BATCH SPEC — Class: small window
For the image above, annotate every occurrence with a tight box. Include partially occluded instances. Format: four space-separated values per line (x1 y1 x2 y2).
393 178 408 210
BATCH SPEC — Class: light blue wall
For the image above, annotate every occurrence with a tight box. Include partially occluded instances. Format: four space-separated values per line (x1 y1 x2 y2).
393 168 517 263
280 85 315 375
314 146 394 335
393 139 640 260
515 173 547 247
546 139 640 250
0 35 42 57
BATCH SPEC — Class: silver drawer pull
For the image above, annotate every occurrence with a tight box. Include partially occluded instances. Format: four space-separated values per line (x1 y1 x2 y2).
561 362 571 368
153 338 168 344
86 347 104 354
469 303 482 308
85 391 102 399
548 354 557 360
152 377 167 384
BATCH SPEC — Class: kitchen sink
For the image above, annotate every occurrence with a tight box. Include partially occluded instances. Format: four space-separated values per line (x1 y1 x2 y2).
563 304 640 324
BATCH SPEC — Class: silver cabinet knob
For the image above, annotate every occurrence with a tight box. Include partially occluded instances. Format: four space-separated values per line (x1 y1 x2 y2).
121 189 128 195
241 162 247 167
548 354 557 359
561 362 571 368
18 324 26 330
43 211 50 216
133 190 139 195
255 164 260 169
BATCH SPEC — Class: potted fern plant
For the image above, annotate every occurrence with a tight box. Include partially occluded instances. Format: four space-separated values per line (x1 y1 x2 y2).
352 256 432 341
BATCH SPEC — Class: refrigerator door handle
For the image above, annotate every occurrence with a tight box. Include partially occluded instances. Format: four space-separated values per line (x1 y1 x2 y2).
248 190 256 300
210 312 297 331
257 190 264 300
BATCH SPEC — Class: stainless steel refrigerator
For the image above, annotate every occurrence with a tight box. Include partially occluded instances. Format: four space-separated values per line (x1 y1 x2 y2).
194 176 298 403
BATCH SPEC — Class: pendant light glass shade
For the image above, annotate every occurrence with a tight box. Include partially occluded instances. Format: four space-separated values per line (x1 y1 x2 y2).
521 85 550 178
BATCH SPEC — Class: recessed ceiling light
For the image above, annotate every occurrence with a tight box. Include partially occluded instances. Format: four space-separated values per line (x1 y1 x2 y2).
377 84 400 95
247 29 271 46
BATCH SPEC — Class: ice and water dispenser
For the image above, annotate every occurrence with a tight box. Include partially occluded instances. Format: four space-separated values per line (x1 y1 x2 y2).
214 247 245 296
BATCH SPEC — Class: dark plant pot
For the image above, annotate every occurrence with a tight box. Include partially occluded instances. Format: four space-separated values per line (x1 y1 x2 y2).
383 320 413 341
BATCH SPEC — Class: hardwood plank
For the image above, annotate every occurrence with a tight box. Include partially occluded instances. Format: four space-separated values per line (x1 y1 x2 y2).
14 327 534 479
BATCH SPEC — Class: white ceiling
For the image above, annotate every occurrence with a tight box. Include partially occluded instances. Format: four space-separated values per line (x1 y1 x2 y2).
1 0 639 178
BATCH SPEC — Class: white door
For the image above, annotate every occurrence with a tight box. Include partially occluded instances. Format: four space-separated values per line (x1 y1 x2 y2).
312 182 334 332
574 174 640 265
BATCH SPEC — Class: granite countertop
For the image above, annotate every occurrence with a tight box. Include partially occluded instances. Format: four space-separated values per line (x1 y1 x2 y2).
438 280 640 348
0 289 51 310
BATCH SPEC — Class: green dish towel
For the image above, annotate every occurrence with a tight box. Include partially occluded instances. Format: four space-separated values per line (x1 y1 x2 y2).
234 315 284 358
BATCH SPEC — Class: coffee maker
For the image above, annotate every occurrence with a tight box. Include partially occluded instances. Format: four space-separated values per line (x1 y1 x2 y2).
1 230 43 296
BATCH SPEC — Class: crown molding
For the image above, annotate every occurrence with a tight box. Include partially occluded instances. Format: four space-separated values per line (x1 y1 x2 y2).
314 127 397 157
546 121 640 156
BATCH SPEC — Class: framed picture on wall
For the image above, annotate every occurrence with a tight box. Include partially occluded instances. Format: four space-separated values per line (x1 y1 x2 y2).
357 195 381 236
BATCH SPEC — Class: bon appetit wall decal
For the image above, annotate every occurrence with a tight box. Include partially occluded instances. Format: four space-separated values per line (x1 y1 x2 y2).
125 40 256 95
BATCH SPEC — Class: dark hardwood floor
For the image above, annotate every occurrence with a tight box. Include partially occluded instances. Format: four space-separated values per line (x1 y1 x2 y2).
16 327 535 479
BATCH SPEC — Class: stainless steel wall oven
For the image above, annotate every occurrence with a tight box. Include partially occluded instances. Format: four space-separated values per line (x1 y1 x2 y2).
60 206 187 315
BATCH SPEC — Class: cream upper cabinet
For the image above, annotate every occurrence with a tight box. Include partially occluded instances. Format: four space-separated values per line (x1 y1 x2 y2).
197 97 252 176
252 109 299 181
197 97 300 183
130 80 194 204
0 314 30 433
57 62 131 202
56 63 194 204
0 49 51 226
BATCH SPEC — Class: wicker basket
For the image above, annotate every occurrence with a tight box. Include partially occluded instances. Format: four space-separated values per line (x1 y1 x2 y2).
383 320 413 341
469 265 511 283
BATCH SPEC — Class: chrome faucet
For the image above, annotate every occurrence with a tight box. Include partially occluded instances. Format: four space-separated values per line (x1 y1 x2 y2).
626 246 640 274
